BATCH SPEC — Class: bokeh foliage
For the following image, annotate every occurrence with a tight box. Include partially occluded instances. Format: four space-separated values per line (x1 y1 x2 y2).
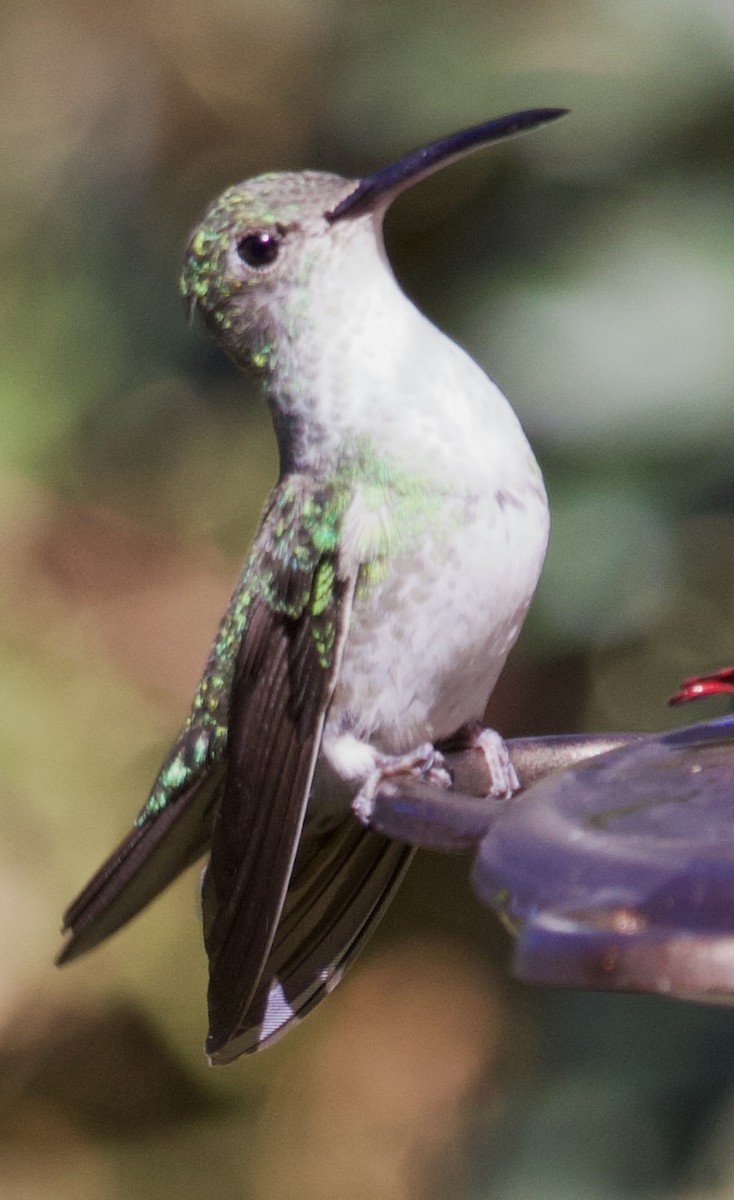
3 1 734 1196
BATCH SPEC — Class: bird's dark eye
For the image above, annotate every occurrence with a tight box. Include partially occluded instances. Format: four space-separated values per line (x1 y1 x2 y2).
236 230 281 268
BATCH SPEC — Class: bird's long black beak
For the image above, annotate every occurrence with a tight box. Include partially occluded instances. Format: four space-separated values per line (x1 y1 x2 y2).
326 107 568 223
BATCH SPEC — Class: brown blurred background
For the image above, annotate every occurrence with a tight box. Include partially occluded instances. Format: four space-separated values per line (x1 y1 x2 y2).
4 1 734 1196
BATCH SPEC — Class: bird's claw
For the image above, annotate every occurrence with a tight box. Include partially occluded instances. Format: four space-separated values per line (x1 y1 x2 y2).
352 742 451 825
469 726 519 799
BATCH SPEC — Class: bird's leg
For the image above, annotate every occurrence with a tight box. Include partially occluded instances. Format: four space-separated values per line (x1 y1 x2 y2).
437 720 519 800
372 742 452 788
352 744 452 824
322 732 451 825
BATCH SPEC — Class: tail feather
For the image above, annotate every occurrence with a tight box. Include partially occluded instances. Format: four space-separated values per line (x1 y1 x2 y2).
207 819 413 1062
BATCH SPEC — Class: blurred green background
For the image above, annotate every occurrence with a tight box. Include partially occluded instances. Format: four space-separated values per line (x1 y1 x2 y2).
4 0 734 1196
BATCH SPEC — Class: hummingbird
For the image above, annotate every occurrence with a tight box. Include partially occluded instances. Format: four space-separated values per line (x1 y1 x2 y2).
58 107 565 1063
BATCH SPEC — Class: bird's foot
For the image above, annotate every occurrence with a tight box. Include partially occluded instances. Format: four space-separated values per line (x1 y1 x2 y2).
472 727 520 798
352 742 451 825
439 721 519 799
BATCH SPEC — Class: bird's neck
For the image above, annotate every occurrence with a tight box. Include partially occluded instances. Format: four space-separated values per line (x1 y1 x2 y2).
262 249 537 494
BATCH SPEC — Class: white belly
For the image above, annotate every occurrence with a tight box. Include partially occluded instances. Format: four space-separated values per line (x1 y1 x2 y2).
327 481 548 755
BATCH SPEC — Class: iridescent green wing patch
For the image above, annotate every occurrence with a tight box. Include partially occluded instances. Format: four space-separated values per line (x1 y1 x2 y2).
139 474 351 824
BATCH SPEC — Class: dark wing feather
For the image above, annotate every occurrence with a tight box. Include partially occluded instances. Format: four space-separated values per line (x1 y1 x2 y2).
58 758 222 963
59 471 406 1064
202 483 355 1058
202 584 353 1056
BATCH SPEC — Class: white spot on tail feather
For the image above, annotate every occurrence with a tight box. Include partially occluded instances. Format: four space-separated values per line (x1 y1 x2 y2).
260 979 296 1043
